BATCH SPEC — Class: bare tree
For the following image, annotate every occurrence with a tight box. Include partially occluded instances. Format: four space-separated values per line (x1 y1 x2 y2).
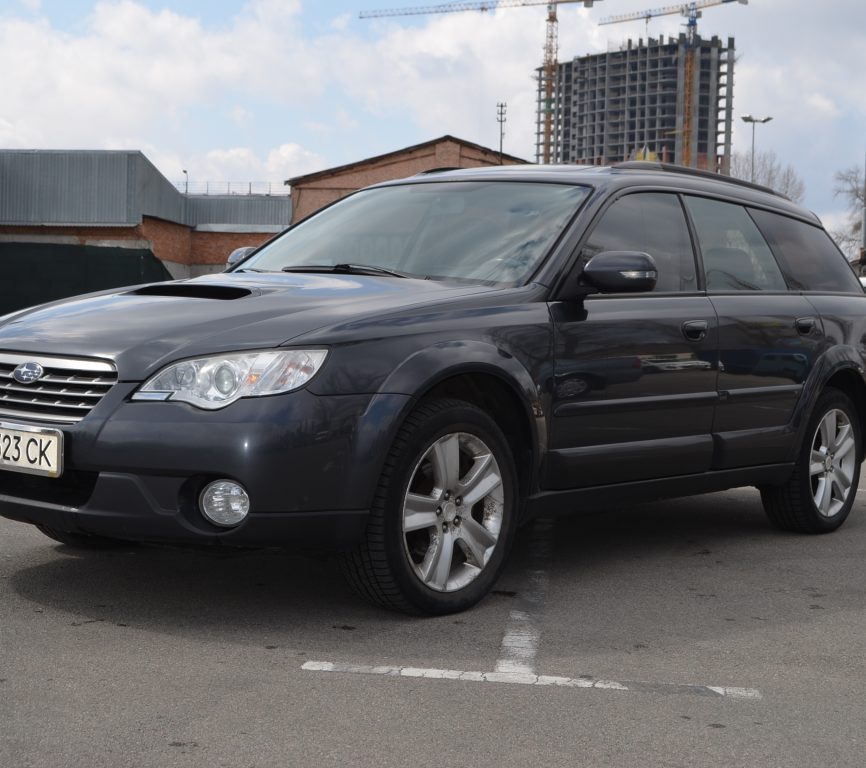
729 150 806 203
830 166 864 259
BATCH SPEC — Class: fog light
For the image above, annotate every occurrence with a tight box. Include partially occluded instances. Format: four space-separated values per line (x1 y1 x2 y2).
200 480 250 527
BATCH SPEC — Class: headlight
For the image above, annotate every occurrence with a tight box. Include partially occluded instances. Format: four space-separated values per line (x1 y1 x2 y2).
132 349 328 409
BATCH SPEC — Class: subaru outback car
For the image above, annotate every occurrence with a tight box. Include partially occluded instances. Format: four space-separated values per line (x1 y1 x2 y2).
1 162 863 615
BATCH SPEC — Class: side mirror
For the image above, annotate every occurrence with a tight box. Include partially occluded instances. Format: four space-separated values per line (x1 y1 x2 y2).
581 251 658 293
225 246 257 271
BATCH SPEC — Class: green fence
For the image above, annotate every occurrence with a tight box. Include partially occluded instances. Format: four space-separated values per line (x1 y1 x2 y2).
0 243 171 316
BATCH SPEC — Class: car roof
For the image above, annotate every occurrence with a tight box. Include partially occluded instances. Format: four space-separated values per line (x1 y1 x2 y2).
372 161 820 225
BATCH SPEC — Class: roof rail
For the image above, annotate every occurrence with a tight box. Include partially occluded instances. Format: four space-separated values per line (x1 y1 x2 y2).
416 167 462 175
612 161 786 199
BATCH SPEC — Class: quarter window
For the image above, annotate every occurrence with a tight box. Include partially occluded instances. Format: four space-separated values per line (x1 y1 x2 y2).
748 208 861 293
684 196 787 292
581 193 697 292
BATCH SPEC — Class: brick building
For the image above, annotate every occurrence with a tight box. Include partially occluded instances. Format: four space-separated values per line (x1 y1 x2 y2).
286 135 527 224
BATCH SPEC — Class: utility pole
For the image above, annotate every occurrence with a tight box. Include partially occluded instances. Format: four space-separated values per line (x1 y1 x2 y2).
496 102 507 163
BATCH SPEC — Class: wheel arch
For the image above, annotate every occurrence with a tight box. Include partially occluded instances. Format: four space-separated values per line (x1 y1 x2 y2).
822 366 866 459
379 342 546 515
797 354 866 462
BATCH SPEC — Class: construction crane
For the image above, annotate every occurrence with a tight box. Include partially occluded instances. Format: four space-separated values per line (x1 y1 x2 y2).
360 1 603 165
599 0 747 168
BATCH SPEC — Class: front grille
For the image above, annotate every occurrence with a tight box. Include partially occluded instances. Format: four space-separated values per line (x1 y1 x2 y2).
0 352 117 424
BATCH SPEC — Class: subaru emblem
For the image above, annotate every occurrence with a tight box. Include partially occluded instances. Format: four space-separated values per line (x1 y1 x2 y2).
12 361 45 385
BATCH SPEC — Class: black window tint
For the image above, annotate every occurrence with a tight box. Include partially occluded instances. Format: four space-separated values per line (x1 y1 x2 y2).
684 196 787 292
748 209 861 293
582 193 697 292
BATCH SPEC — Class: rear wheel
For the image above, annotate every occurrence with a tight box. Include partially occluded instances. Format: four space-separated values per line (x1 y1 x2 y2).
761 388 861 533
341 398 519 615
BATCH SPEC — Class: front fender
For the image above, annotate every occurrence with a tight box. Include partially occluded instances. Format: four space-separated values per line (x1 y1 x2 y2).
380 339 547 470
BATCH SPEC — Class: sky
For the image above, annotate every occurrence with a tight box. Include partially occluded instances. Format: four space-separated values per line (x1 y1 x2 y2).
1 0 864 239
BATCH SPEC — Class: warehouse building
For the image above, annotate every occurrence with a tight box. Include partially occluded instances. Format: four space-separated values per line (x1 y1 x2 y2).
0 150 290 314
538 34 735 172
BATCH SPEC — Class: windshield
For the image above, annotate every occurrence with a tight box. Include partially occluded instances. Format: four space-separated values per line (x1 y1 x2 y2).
241 181 590 285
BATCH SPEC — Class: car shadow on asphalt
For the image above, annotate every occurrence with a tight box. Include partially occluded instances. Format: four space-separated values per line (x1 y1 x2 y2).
7 488 863 656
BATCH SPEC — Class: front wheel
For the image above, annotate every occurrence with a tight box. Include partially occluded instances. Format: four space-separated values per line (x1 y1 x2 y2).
761 388 861 533
341 398 519 615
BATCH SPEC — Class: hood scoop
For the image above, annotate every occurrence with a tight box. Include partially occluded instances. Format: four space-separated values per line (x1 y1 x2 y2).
129 283 253 300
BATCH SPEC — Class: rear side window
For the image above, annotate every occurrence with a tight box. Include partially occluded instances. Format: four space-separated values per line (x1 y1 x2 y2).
684 196 787 292
748 209 861 293
581 193 697 292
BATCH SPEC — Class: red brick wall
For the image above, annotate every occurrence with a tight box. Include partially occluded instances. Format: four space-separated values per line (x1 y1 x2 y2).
0 224 146 243
190 231 275 265
139 217 191 266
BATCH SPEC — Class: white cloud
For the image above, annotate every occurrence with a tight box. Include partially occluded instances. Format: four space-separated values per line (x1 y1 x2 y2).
0 0 863 217
331 12 352 31
200 143 326 183
230 106 253 126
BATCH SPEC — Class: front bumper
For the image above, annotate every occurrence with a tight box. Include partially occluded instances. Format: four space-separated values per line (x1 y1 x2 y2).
0 386 413 549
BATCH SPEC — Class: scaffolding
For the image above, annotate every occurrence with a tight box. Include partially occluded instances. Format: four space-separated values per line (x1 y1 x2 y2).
536 34 735 172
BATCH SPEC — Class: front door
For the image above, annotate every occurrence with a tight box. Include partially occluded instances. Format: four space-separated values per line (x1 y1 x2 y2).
545 192 718 490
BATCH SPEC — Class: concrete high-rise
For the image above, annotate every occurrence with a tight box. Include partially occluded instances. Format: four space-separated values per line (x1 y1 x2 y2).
537 34 735 172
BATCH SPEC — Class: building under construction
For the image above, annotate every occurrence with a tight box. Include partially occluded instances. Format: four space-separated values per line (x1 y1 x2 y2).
537 34 735 173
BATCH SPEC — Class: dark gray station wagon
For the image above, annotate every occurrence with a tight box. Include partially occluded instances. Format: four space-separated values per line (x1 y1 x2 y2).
1 162 863 614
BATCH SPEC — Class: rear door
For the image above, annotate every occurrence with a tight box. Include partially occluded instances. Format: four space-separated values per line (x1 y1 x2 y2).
546 191 718 490
683 196 825 469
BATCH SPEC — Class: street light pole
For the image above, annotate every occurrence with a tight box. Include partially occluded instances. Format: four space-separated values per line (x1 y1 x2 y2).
741 115 772 183
182 169 189 195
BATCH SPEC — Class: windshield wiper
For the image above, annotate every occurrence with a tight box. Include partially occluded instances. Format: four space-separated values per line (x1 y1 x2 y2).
281 263 410 279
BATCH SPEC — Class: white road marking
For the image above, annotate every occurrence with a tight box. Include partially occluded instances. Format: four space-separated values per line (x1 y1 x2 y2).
301 661 762 700
494 518 553 675
305 518 765 703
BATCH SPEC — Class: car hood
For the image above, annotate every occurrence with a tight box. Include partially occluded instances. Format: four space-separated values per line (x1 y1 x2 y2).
0 272 497 379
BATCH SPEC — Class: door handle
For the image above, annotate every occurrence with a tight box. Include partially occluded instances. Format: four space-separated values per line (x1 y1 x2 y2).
682 320 708 341
795 316 817 335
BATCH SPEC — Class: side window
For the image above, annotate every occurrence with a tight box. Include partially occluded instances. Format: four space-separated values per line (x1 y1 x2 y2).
748 208 862 293
684 196 787 292
581 193 697 292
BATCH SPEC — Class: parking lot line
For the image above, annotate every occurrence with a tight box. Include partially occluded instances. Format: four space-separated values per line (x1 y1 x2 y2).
301 661 762 700
303 516 761 702
494 517 554 675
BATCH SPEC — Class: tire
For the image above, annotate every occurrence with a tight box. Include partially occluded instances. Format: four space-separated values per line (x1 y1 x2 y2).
36 525 136 549
341 398 519 615
761 388 861 534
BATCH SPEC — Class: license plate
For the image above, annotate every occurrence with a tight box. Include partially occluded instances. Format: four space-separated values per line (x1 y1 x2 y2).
0 421 63 478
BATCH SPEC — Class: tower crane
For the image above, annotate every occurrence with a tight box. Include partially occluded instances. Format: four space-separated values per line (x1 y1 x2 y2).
599 0 747 168
360 1 603 165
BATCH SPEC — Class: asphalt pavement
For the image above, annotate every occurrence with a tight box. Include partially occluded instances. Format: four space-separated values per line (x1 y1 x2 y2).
2 485 865 767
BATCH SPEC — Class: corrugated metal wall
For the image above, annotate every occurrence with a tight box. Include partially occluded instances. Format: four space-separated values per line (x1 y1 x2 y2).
135 153 188 224
0 150 135 225
0 150 291 228
189 195 291 226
